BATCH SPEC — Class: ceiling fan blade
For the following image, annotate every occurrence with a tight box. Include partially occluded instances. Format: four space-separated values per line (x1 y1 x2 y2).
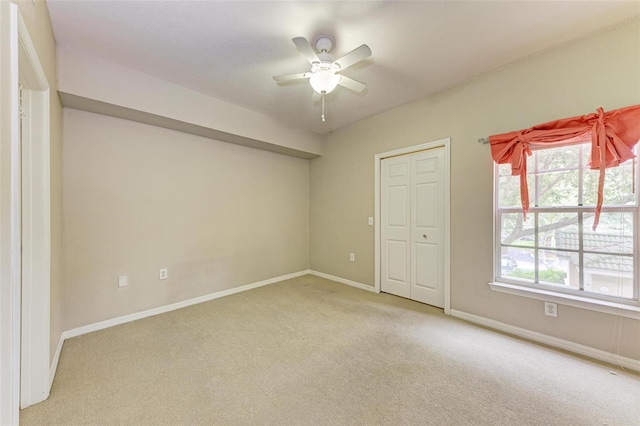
337 75 367 93
292 37 320 64
333 44 371 70
273 72 311 82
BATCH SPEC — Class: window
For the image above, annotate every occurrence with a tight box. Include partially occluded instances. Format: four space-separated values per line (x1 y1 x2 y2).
495 142 638 304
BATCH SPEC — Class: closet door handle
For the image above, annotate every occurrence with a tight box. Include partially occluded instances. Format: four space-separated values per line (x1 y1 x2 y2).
422 234 427 239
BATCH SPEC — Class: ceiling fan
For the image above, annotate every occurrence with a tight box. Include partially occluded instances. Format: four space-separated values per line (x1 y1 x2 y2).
273 36 371 122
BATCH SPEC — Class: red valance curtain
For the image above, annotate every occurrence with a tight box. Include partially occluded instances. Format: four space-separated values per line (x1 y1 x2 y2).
490 104 640 229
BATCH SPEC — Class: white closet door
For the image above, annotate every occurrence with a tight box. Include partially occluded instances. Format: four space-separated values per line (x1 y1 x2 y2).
380 155 411 298
410 148 444 308
380 147 445 308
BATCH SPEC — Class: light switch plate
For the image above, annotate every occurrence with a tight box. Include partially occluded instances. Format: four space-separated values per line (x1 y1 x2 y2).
118 275 128 288
159 268 168 280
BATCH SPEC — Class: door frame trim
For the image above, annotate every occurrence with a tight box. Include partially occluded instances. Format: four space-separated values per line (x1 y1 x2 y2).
374 138 451 314
0 3 21 424
18 9 51 409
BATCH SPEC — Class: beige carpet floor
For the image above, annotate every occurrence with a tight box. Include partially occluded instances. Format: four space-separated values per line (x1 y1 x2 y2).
21 275 640 425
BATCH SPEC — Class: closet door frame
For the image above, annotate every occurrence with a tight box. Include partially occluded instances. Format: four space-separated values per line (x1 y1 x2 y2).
374 138 451 314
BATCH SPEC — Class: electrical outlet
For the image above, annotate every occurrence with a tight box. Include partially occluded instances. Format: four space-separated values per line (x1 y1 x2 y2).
368 217 374 226
544 301 557 317
159 268 168 280
349 253 355 262
118 275 128 288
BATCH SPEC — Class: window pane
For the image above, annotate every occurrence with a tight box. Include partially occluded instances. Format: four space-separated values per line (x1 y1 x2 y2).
498 174 521 208
582 160 636 207
537 249 578 290
534 145 580 171
539 213 579 249
583 212 634 254
584 253 634 299
498 163 535 209
501 213 534 246
528 145 583 208
500 247 534 280
535 170 579 207
498 163 512 177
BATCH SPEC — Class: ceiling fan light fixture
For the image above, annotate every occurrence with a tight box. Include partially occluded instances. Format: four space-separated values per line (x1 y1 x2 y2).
309 69 341 94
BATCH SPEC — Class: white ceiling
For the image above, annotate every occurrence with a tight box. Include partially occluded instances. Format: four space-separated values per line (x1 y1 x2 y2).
46 1 639 135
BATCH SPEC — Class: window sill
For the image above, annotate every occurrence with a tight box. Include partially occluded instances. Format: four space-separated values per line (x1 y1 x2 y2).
488 282 640 320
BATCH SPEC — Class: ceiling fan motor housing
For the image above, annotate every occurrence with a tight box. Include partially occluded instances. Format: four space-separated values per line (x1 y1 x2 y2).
315 36 334 53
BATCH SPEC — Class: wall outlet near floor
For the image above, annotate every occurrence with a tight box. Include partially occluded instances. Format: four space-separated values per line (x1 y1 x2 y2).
118 275 128 288
544 301 557 317
349 253 355 262
159 268 168 280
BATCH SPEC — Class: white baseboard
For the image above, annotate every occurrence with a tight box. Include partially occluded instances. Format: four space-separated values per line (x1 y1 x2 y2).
50 271 310 388
62 270 309 340
53 273 635 394
450 309 640 372
49 335 64 389
309 270 377 293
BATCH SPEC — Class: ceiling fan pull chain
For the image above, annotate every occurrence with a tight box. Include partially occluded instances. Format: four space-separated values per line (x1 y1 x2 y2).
321 92 326 122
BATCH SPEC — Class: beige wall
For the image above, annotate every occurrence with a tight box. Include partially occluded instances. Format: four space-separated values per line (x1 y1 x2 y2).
310 20 640 359
63 109 309 329
14 0 64 364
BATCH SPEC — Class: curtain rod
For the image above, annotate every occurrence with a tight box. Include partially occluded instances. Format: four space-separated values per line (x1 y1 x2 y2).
478 137 489 144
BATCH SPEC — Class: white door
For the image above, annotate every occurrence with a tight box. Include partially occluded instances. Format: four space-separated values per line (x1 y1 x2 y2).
381 147 445 308
380 155 411 298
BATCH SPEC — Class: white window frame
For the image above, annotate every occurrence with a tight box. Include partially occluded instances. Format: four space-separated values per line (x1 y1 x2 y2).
490 144 640 320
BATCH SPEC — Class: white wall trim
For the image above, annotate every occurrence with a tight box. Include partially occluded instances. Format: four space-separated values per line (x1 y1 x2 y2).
374 139 451 314
450 309 640 372
309 270 377 292
48 271 310 386
49 270 377 386
62 270 309 340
